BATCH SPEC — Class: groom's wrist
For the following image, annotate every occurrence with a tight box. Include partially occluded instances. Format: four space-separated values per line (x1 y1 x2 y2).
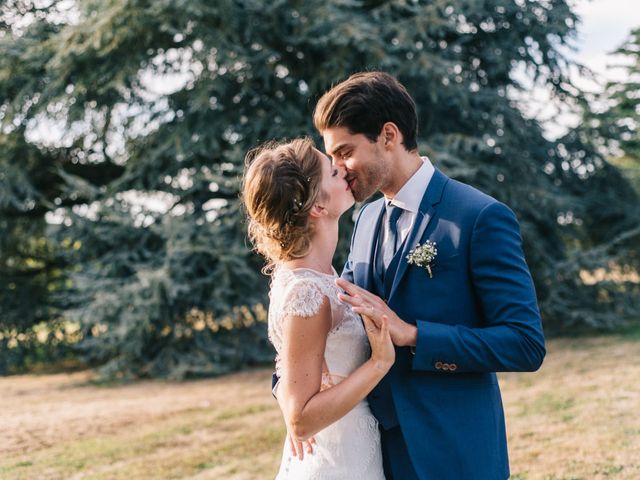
400 324 417 348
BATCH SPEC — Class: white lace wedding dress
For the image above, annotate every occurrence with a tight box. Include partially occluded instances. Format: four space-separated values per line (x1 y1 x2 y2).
269 266 385 480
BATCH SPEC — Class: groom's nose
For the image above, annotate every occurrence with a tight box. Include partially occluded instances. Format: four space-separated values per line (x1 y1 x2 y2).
331 155 344 168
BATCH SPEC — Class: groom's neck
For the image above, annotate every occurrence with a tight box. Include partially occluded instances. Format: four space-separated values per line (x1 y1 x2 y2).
381 151 423 198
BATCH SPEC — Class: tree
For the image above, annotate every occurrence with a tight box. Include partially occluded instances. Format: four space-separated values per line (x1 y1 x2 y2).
1 0 638 378
580 27 640 190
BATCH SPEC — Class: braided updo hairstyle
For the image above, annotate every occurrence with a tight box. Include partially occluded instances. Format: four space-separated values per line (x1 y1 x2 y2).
242 137 325 273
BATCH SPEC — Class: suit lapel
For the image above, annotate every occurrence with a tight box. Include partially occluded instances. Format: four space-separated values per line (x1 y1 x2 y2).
362 199 386 292
388 169 449 300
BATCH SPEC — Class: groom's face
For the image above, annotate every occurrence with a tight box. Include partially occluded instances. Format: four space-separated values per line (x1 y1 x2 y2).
322 126 387 202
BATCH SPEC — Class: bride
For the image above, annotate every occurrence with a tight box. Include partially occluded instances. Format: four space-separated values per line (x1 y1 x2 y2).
242 137 393 479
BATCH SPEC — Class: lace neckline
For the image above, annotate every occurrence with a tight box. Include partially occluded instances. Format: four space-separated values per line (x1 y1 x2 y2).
276 265 338 277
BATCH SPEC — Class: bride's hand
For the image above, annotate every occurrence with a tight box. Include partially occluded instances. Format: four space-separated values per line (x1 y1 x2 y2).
362 313 395 372
288 432 316 460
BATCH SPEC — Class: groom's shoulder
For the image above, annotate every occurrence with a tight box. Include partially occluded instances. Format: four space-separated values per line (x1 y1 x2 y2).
445 175 497 211
444 175 520 227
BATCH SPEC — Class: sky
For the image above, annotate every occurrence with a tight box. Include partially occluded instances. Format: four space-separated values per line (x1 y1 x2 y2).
540 0 640 138
574 0 640 84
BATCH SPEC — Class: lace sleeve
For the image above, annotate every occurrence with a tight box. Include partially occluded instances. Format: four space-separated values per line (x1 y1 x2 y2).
280 278 328 318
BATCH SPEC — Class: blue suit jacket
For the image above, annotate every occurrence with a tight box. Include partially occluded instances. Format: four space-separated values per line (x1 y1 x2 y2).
342 169 546 479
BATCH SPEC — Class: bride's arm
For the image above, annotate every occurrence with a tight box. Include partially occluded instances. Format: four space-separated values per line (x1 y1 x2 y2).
278 296 394 442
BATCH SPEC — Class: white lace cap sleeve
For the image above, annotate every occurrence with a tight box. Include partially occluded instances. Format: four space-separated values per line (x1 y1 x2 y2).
268 268 342 378
280 277 327 318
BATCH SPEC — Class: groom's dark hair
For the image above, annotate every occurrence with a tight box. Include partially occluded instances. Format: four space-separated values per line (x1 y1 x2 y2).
314 71 418 151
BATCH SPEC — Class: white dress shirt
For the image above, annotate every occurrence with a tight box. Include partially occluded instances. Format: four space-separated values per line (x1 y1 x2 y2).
380 156 435 250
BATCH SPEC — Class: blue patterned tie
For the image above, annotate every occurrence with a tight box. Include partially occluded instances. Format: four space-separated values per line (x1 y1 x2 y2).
383 202 404 268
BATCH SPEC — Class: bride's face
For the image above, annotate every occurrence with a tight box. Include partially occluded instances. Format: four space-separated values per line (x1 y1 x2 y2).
316 148 354 217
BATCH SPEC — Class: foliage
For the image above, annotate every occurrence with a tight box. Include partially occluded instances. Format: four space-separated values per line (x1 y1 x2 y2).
0 0 638 377
590 28 640 160
579 27 640 191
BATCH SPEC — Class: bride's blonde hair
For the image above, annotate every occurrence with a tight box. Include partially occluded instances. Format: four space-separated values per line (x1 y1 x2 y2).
242 137 325 273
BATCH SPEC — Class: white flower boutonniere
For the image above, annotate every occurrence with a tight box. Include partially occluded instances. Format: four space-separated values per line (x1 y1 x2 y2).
406 240 438 278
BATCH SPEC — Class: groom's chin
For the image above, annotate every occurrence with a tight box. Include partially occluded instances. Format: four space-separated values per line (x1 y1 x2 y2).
354 192 371 203
352 184 376 203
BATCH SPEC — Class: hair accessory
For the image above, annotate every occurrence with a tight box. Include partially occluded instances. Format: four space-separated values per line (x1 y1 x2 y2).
285 198 304 227
291 198 303 214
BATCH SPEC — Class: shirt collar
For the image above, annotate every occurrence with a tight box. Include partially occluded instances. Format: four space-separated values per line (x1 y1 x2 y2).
385 156 435 213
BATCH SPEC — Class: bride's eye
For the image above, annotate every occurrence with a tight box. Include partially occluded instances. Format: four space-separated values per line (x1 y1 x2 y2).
332 169 338 177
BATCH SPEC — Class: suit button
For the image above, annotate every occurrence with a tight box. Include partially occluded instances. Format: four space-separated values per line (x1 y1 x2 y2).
442 363 450 371
435 361 443 369
450 363 457 371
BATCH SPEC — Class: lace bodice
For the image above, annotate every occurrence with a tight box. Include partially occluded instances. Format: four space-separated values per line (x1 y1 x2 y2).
268 266 371 381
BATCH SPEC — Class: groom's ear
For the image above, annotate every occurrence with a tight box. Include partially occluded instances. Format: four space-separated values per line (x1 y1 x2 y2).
380 122 400 150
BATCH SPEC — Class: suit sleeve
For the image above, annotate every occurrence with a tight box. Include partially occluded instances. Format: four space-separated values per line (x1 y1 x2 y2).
412 201 546 373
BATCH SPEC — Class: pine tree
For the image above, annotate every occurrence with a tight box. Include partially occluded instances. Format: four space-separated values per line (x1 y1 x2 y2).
1 0 638 377
582 27 640 190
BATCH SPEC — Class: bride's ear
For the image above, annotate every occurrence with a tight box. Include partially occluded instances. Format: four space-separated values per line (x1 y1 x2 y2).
309 203 327 218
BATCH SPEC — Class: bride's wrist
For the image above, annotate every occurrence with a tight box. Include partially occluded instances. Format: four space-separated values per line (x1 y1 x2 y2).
369 357 392 374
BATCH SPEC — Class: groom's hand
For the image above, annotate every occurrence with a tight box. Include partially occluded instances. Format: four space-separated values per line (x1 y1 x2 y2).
335 278 417 348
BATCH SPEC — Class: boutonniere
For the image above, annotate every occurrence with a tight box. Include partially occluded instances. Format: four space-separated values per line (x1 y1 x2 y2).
406 240 438 278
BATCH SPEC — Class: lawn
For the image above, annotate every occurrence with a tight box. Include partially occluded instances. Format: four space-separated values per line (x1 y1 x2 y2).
1 330 639 479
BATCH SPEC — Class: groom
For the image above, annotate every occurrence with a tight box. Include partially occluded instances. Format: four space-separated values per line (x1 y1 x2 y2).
314 72 546 479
